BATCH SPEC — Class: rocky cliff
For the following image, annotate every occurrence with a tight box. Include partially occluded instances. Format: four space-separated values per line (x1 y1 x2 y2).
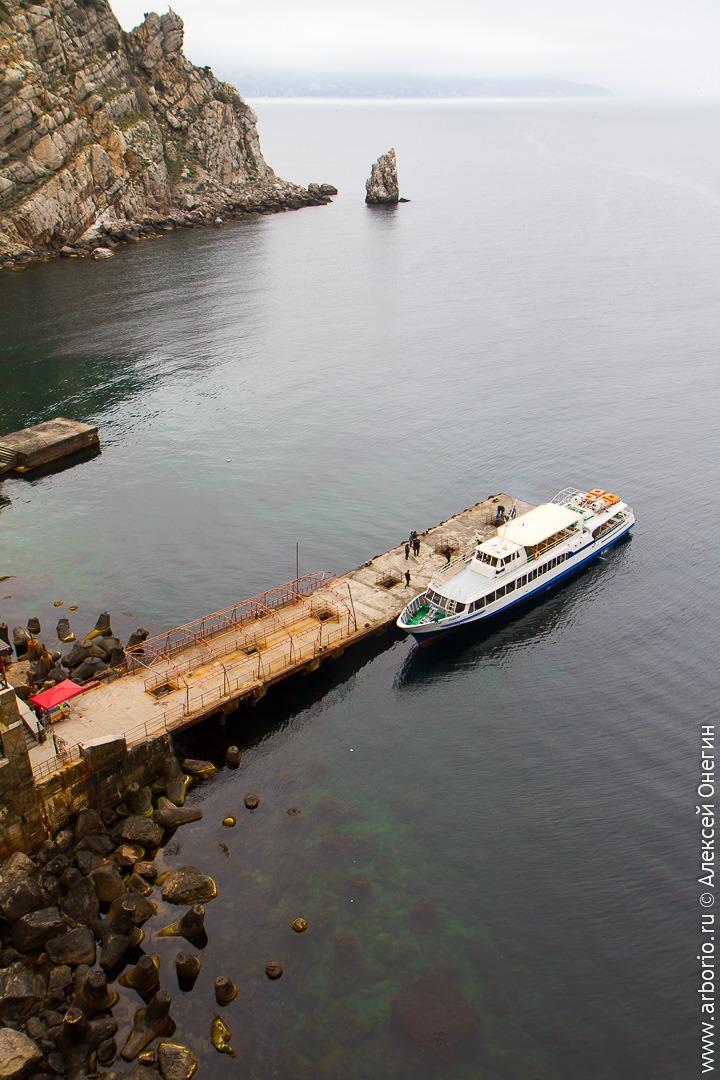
0 0 325 262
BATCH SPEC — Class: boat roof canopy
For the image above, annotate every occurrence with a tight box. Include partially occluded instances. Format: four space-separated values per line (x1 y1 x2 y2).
476 536 521 559
499 503 580 547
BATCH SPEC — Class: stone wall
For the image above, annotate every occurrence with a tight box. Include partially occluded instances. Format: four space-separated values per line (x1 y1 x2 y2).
0 721 174 857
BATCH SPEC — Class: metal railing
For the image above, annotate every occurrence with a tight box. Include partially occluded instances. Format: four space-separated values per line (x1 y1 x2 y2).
31 598 358 781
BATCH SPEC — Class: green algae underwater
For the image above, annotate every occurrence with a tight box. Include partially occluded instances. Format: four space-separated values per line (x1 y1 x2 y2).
98 621 669 1080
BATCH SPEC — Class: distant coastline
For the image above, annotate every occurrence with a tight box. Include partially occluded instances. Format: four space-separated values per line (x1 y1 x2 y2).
229 70 613 100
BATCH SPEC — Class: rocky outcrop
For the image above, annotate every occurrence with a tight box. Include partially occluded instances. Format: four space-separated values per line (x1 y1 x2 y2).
365 147 400 204
0 1 328 263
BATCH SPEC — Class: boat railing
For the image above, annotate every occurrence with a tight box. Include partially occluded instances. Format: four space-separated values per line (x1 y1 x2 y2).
551 487 586 507
433 551 474 582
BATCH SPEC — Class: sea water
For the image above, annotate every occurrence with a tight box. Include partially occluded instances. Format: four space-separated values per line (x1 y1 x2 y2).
1 98 718 1077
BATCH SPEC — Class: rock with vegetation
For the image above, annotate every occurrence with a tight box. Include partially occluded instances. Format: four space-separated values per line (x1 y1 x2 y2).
0 0 329 264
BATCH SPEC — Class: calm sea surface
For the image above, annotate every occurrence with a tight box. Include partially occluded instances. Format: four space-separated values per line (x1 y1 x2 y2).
1 98 719 1078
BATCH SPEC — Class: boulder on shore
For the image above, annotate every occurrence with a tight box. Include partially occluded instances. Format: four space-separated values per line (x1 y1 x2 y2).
365 148 400 204
160 866 217 905
0 1027 43 1079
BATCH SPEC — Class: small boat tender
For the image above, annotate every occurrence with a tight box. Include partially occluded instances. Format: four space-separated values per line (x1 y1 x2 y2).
397 488 634 643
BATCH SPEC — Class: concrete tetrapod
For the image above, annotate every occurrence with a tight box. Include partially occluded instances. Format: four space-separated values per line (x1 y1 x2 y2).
121 989 174 1061
119 954 161 997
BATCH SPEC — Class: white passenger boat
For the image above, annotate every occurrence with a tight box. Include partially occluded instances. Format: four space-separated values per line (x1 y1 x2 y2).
397 488 634 644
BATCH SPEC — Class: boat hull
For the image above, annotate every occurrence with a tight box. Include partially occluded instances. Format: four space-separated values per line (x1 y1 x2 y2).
403 516 634 645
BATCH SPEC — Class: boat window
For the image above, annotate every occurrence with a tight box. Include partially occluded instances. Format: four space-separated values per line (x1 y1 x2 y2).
477 597 485 608
486 592 495 604
519 575 527 586
496 585 506 598
507 580 516 593
456 603 465 613
529 569 537 581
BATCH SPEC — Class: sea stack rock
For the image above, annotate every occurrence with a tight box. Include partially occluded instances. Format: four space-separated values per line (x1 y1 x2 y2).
365 148 400 204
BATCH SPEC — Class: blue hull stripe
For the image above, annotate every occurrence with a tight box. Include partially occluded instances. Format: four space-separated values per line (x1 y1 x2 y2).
408 520 634 644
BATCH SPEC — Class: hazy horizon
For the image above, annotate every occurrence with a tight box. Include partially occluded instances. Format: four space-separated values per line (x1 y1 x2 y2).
109 0 720 99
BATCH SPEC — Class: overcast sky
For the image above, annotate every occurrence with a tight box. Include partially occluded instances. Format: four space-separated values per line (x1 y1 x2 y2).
110 0 720 97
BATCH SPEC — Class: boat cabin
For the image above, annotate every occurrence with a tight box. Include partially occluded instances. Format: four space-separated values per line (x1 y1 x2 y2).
471 536 524 578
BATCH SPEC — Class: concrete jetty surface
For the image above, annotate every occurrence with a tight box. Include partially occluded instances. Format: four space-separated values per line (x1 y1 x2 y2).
0 417 99 475
29 492 532 777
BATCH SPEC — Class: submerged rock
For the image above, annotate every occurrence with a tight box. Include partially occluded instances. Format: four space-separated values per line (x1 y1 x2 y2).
390 972 481 1052
158 1041 199 1080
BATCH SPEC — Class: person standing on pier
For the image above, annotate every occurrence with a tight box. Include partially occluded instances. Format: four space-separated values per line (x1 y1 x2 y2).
404 570 411 588
404 543 410 560
412 537 420 556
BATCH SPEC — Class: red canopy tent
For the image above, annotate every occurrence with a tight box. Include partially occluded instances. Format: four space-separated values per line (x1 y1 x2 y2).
30 680 85 711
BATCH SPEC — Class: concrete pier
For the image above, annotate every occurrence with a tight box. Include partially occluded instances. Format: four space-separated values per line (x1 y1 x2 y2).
28 492 532 777
0 417 99 475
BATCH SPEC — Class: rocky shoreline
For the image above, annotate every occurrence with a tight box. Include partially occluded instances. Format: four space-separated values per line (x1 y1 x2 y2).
1 179 338 268
0 0 337 267
3 611 148 705
0 755 224 1079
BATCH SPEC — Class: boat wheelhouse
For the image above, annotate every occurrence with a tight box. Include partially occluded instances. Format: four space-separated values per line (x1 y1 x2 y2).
397 488 634 643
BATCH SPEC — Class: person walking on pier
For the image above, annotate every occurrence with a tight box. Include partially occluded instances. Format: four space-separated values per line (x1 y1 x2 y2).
404 543 410 560
404 570 411 588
